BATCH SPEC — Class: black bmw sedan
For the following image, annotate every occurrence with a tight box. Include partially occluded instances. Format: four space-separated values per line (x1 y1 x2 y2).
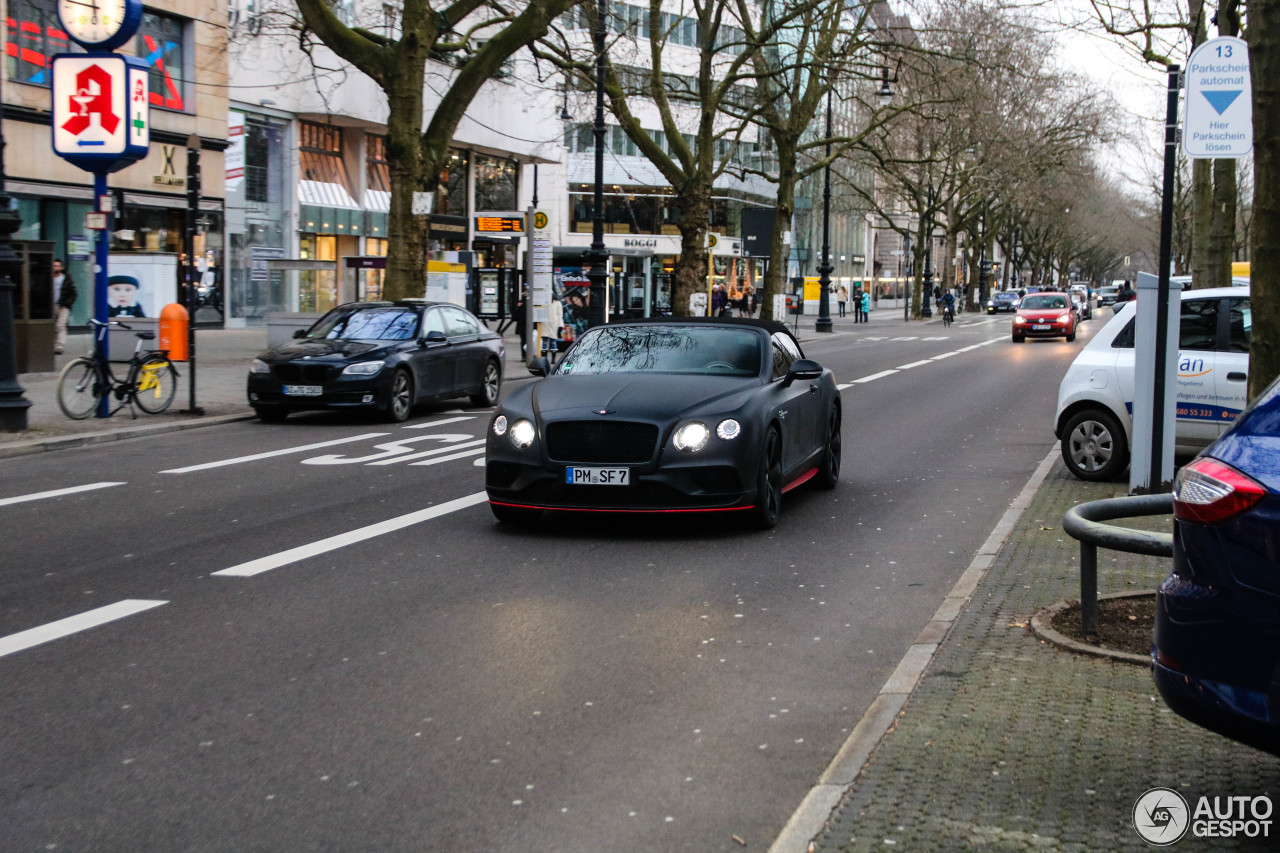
247 300 504 422
485 318 841 529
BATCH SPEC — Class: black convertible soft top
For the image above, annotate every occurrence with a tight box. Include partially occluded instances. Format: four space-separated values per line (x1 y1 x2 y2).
604 315 793 338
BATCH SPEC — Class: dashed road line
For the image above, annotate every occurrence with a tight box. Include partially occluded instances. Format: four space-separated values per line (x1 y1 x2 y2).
0 600 168 659
895 360 933 370
0 482 126 507
213 492 490 578
854 369 898 384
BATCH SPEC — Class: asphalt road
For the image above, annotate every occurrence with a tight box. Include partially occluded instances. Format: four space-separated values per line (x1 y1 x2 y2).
0 311 1103 852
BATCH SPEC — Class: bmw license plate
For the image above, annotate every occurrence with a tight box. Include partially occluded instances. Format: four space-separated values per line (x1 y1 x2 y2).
284 385 323 396
1032 324 1051 330
566 467 630 485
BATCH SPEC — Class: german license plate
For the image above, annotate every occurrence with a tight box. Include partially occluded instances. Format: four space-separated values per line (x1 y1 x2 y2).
284 385 323 396
1032 324 1051 331
566 467 630 485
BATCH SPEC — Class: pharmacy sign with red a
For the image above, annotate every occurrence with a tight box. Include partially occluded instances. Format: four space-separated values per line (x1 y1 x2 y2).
51 53 150 173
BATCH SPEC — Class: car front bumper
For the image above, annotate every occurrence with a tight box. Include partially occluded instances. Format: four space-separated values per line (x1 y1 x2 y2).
247 371 392 410
1014 320 1072 337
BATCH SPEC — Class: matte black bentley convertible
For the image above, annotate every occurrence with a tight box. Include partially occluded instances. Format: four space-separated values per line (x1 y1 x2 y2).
485 318 842 529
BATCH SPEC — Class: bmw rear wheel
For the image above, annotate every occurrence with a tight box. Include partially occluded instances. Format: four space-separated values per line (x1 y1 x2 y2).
385 368 413 423
749 428 783 530
1062 408 1128 481
813 403 841 490
470 359 501 407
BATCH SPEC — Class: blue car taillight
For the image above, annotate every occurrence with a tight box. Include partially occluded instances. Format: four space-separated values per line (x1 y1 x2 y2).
1173 457 1267 525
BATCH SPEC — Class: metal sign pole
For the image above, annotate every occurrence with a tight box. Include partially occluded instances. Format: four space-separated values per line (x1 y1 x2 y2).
93 171 110 418
1150 64 1181 491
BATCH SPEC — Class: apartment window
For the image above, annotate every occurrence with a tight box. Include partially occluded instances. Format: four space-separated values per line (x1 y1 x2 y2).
137 11 187 110
435 149 468 217
299 121 356 205
244 114 285 205
5 0 72 86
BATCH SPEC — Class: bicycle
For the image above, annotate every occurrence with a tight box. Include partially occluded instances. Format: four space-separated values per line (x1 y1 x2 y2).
942 304 954 327
56 319 180 419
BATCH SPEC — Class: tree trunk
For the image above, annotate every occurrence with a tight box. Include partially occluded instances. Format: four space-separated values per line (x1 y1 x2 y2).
761 141 799 322
672 190 711 317
382 64 429 302
1250 0 1280 399
1207 158 1237 288
1191 159 1212 286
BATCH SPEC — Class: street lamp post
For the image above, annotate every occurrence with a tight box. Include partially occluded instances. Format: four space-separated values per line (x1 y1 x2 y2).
0 71 31 431
815 88 834 333
585 0 609 330
920 212 933 319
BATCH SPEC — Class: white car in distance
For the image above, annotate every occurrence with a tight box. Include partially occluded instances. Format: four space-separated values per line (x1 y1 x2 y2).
1055 286 1251 480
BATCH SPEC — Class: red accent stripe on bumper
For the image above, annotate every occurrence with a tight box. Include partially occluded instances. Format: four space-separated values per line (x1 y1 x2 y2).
782 468 818 493
488 500 753 515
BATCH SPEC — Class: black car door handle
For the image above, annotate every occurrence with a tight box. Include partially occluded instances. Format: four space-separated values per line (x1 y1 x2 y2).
1228 372 1247 382
809 382 819 393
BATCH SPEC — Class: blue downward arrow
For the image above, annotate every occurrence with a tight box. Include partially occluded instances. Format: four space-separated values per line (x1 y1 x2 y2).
1203 90 1243 115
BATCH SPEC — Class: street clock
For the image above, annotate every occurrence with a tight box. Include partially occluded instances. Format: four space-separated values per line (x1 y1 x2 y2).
58 0 143 51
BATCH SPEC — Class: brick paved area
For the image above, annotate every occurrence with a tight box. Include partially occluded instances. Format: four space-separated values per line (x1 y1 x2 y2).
810 462 1278 852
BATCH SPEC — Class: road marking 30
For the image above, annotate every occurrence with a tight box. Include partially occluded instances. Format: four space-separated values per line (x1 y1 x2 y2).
213 492 490 578
0 482 125 507
401 416 476 430
160 434 391 474
0 600 167 659
302 434 478 465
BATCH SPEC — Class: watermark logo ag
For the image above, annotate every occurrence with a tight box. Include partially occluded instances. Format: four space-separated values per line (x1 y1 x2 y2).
1133 787 1190 846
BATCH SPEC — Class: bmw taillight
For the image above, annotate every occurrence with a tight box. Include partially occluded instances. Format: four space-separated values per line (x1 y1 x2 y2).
1173 457 1267 524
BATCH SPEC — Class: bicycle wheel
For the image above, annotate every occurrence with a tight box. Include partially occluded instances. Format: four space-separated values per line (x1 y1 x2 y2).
57 357 105 420
132 355 178 414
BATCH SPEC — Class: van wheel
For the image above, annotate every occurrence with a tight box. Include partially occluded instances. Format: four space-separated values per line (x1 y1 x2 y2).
1062 408 1128 481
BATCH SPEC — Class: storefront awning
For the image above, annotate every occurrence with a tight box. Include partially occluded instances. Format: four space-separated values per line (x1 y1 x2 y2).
299 180 360 209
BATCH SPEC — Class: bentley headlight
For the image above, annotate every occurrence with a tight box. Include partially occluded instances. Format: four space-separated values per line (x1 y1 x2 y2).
250 358 271 374
510 418 536 449
673 421 710 452
716 418 742 440
492 414 509 436
342 361 384 376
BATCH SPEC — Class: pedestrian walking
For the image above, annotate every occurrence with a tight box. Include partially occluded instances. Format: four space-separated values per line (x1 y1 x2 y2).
514 286 528 360
53 258 76 355
851 288 863 322
836 283 848 318
739 283 755 318
860 289 870 322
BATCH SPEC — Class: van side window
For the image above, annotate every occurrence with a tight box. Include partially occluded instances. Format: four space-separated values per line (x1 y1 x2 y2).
1179 299 1219 351
1228 298 1251 352
1111 319 1135 349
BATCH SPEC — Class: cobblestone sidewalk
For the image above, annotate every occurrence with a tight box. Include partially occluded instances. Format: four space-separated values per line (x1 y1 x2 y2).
810 461 1278 852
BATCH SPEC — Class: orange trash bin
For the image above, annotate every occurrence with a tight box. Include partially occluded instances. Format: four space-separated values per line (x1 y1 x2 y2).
159 302 190 361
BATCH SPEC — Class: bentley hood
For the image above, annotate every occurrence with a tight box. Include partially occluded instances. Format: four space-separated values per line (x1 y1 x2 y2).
530 373 760 421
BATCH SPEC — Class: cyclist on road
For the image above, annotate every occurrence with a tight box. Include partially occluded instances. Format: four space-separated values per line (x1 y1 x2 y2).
941 289 956 324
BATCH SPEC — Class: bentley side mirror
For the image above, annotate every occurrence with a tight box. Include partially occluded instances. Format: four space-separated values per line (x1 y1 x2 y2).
784 358 823 386
529 356 551 377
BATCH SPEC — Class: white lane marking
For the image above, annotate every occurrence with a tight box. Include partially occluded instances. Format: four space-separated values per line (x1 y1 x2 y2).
836 383 853 391
473 457 486 467
896 360 933 370
929 352 958 361
408 447 487 467
854 369 899 384
921 336 949 341
371 439 486 466
863 336 886 341
160 434 390 474
0 482 125 508
888 336 919 341
0 600 167 659
303 434 474 465
213 492 490 578
401 416 476 430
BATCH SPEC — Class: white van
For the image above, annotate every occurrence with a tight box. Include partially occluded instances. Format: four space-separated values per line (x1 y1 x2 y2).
1055 287 1251 480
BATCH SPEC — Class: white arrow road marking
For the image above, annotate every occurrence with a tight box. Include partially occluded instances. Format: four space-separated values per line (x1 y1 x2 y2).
214 492 490 577
302 434 474 465
401 416 476 430
161 434 390 474
0 600 167 659
0 482 125 507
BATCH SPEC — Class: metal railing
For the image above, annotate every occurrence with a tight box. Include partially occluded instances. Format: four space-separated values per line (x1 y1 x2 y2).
1062 494 1173 633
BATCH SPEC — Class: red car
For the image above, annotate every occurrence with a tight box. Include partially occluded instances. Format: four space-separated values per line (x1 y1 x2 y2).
1012 292 1076 343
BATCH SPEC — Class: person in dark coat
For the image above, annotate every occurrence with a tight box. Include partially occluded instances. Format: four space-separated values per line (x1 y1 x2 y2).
53 258 77 354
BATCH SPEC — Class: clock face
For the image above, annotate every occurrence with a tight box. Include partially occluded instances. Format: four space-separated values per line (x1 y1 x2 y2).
58 0 130 47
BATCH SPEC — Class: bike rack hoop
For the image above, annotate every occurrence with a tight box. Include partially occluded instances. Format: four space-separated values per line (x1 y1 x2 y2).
1061 494 1173 635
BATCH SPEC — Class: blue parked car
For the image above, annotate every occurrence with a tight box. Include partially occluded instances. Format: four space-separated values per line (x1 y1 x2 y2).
1154 373 1280 754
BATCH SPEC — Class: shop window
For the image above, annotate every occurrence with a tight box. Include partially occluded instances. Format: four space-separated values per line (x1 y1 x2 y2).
245 114 285 206
367 134 391 193
435 149 468 217
137 11 187 111
300 121 357 207
5 0 72 87
474 154 518 211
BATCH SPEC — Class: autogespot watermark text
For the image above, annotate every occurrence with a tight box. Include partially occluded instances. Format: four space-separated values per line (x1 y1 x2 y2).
1133 788 1273 845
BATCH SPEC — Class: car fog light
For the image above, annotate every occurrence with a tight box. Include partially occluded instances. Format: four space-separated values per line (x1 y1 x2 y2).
249 392 259 401
362 394 374 403
493 415 509 436
716 418 742 440
674 422 710 452
510 419 535 449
